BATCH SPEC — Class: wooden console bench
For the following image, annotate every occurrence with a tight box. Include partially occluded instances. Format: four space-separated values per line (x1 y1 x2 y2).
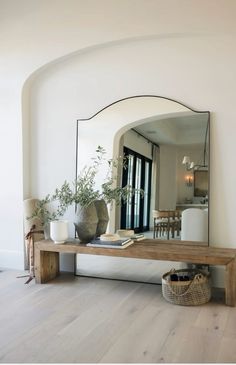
34 239 236 307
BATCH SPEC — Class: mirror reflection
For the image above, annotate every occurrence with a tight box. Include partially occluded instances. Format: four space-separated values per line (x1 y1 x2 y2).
119 113 209 242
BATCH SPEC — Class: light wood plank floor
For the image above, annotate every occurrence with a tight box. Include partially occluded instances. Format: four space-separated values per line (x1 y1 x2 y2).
0 269 236 363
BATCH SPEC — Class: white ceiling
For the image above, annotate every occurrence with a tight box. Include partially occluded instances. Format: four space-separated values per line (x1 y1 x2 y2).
134 112 209 146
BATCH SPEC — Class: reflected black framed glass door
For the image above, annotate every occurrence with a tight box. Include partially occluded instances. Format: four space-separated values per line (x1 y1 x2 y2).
121 147 152 233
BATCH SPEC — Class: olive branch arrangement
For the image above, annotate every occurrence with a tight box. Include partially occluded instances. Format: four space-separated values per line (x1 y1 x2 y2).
28 146 142 226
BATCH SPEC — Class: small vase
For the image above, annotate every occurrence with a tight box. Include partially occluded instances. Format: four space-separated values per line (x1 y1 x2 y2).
74 202 98 243
50 220 69 244
94 199 109 237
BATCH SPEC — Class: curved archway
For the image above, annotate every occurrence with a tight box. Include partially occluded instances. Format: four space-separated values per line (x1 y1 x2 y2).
22 32 212 199
22 33 212 201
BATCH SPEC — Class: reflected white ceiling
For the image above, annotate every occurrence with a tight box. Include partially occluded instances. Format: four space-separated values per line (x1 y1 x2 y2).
134 112 209 145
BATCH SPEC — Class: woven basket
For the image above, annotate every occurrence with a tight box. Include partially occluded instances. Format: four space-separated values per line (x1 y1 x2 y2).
162 268 211 306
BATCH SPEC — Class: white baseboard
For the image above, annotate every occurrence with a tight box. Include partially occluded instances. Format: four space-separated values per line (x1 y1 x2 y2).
0 249 24 270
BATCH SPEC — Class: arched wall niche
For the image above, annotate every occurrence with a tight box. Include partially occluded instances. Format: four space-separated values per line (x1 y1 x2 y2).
76 95 210 235
22 34 214 215
22 33 214 203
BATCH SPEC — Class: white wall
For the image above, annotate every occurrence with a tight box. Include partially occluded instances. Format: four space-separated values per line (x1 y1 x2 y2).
176 144 205 204
159 145 177 209
1 1 236 283
152 142 206 210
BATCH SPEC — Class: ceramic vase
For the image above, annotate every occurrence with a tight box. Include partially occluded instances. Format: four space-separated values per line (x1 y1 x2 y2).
74 202 98 243
94 199 109 237
50 220 69 244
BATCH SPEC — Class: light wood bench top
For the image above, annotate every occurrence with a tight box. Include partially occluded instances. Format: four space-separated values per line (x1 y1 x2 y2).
35 239 236 306
35 239 236 266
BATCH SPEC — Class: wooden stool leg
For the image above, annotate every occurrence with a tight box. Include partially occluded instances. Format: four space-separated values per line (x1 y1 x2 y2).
35 247 59 284
225 258 236 306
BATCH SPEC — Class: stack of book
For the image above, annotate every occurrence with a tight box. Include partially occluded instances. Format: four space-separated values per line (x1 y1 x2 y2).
86 237 133 249
130 233 145 241
116 229 145 241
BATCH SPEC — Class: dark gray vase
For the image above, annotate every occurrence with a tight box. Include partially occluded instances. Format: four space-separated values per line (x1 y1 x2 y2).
74 202 98 243
94 199 109 237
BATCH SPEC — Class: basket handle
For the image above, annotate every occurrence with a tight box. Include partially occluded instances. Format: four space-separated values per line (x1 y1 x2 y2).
166 273 204 297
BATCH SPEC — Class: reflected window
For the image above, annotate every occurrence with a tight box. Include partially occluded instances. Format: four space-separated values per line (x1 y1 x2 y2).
121 147 152 233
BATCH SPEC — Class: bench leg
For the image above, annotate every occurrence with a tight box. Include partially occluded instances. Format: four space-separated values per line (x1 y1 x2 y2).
225 259 236 306
35 247 59 283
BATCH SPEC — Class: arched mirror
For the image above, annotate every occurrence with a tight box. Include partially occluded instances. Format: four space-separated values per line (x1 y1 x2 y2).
75 95 210 283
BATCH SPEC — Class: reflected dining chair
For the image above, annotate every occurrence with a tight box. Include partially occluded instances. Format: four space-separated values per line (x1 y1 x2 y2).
153 210 179 240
